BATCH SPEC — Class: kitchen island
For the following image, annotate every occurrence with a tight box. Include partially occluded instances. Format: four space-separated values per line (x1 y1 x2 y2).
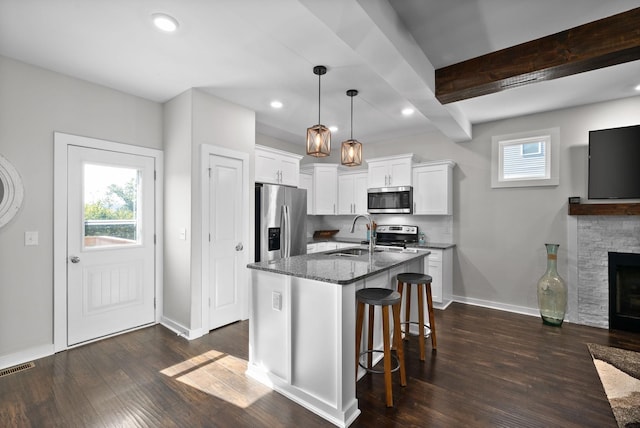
246 246 429 427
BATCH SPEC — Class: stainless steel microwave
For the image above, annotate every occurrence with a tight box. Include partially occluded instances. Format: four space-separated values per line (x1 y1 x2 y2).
367 186 413 214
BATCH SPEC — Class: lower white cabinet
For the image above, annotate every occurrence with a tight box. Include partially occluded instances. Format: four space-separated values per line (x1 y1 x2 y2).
307 241 358 254
422 247 453 308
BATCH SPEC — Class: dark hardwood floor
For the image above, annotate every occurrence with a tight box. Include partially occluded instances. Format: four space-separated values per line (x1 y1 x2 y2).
2 303 639 427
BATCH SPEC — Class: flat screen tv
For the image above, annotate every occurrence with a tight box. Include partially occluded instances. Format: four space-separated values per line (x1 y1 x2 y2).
588 124 640 199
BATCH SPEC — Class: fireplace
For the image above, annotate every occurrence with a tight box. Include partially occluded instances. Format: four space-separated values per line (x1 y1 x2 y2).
609 252 640 332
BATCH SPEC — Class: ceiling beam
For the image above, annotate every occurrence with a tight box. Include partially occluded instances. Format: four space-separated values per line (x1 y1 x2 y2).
435 7 640 104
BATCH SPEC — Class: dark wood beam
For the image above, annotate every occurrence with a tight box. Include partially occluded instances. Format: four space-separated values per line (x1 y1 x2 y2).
435 7 640 104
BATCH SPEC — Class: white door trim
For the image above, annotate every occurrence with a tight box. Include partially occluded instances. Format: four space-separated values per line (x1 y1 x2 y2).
200 144 250 332
53 132 163 352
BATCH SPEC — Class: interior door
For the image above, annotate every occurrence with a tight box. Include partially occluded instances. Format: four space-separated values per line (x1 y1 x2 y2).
208 153 245 330
67 146 155 346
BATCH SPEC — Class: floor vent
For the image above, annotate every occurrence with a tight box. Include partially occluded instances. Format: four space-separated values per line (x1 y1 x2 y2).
0 361 35 378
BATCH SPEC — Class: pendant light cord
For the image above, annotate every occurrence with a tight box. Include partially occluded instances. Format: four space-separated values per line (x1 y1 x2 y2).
318 72 321 125
350 95 354 140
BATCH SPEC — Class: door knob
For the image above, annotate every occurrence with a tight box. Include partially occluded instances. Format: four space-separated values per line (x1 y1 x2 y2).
70 256 80 263
235 243 243 251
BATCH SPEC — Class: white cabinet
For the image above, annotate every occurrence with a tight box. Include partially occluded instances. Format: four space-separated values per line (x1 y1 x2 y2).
422 247 453 309
338 171 368 214
412 160 456 215
336 242 357 249
366 154 414 188
301 164 338 215
255 145 302 187
307 241 357 254
299 172 313 214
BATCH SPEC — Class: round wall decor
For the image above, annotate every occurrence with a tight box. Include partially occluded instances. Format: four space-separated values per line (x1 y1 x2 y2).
0 154 24 228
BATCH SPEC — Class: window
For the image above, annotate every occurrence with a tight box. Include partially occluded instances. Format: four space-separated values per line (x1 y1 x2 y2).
83 164 141 248
491 127 559 188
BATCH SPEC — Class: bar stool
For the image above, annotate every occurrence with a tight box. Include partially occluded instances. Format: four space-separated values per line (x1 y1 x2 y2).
355 287 406 407
396 273 437 361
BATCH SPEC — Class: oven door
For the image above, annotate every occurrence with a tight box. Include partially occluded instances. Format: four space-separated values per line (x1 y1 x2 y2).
367 186 413 214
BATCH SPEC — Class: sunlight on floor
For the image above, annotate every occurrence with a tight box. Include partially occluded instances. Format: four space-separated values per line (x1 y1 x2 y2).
160 349 271 408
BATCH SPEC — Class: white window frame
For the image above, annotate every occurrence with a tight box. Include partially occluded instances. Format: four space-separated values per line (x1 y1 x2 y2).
491 127 560 188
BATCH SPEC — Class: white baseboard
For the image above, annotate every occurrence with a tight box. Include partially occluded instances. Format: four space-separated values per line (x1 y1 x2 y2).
0 344 54 371
452 295 539 318
160 316 205 340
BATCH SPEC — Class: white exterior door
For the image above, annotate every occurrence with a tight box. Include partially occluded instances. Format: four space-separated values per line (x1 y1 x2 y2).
67 146 156 346
207 153 246 330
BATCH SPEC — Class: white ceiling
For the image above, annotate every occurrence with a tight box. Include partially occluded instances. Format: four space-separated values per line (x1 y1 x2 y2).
1 0 639 145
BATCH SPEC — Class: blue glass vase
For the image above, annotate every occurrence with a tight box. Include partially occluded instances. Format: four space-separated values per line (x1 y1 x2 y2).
537 244 567 326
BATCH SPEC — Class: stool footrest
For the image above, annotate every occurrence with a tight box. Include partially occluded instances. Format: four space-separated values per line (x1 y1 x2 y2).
358 350 400 374
400 321 432 338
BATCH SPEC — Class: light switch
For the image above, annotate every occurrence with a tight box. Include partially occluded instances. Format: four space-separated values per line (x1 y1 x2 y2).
179 228 186 240
25 231 39 246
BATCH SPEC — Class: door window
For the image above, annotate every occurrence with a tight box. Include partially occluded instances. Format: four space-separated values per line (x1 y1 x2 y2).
83 164 141 248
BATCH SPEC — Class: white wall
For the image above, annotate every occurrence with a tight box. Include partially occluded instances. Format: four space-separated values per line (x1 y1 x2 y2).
163 88 255 335
0 56 162 361
162 90 193 329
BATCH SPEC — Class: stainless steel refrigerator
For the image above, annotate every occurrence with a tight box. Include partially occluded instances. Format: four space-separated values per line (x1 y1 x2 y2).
255 183 307 262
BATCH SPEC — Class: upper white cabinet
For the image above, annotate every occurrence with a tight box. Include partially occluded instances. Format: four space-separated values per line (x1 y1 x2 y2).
298 172 313 214
255 145 302 187
366 154 414 188
301 164 338 215
412 160 456 215
338 170 368 215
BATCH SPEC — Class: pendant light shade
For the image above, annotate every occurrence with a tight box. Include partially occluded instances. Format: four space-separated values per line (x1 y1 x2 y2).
341 89 363 166
306 66 331 157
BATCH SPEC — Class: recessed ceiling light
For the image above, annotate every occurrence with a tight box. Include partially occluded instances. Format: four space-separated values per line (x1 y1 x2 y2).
402 108 414 116
635 84 640 91
329 126 338 133
152 13 179 33
270 100 283 109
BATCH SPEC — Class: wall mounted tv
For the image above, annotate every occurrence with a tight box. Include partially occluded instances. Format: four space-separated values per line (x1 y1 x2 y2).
588 124 640 199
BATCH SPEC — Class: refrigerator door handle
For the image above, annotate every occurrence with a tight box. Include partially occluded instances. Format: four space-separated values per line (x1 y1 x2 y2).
283 205 291 257
280 205 286 258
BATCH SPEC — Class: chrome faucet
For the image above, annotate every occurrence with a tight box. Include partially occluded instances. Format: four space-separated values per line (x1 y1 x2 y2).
350 214 376 254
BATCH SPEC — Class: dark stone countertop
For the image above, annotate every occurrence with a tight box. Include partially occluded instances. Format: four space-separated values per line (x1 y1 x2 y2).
247 246 429 285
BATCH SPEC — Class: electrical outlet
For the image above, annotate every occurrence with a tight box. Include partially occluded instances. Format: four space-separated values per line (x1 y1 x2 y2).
272 291 282 311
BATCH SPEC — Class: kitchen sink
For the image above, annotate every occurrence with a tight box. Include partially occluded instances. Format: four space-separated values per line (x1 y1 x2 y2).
326 248 382 257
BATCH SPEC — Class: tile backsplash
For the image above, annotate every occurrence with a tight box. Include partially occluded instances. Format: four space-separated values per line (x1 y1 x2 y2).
307 214 453 244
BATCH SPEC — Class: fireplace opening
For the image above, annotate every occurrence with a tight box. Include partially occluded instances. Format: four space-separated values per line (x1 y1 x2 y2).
609 252 640 332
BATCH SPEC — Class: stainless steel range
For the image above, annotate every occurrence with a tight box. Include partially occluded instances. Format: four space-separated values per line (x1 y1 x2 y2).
374 225 418 248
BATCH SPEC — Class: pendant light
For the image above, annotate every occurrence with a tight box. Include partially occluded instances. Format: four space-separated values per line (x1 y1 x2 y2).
306 65 331 157
340 89 363 166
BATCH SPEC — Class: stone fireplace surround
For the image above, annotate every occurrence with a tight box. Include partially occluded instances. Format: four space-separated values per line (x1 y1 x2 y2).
576 216 640 328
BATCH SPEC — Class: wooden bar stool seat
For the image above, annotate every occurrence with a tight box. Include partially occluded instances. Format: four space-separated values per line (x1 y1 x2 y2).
396 272 437 361
355 287 406 407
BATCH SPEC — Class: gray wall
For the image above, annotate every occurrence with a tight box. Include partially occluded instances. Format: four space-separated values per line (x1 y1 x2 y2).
163 88 255 334
260 95 640 320
0 56 162 360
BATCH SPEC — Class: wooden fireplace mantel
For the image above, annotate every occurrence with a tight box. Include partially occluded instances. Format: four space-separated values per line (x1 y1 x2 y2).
568 202 640 216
